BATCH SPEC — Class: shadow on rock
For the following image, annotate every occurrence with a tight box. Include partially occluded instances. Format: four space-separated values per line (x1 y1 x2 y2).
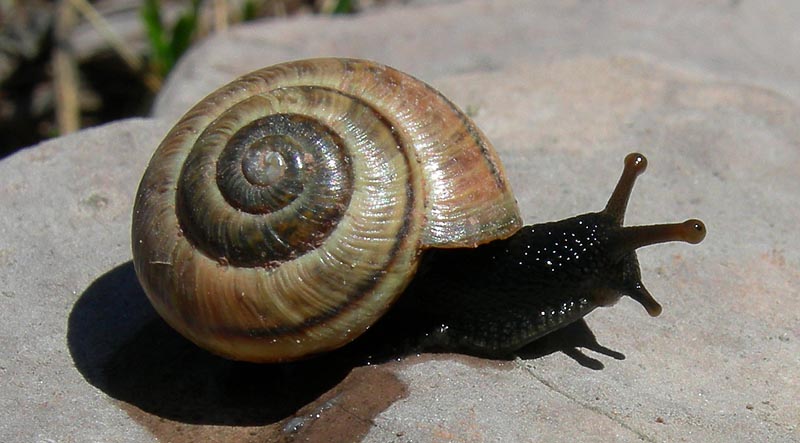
67 261 358 425
68 261 623 426
516 320 625 370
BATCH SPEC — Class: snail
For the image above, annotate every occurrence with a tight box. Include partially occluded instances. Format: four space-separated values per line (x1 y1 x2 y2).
132 58 706 363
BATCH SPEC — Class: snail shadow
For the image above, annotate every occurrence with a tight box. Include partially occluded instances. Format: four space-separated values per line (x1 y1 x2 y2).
514 320 626 369
67 261 358 425
68 261 624 426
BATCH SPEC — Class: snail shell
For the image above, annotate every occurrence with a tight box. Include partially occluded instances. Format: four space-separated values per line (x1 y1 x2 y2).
132 58 522 362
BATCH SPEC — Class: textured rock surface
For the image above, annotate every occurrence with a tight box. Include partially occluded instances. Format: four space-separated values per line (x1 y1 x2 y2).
2 1 799 442
154 0 800 122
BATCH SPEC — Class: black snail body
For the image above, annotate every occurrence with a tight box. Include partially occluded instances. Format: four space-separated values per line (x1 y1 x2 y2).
405 153 705 357
132 58 706 363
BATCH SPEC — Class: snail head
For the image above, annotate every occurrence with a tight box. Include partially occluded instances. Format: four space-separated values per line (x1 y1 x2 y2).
572 153 706 317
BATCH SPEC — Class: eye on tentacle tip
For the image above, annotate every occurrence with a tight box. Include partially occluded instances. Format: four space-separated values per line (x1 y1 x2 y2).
614 218 707 254
604 152 647 222
624 152 648 175
681 219 706 244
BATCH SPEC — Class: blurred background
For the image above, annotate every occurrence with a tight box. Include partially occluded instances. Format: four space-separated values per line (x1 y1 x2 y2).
0 0 408 158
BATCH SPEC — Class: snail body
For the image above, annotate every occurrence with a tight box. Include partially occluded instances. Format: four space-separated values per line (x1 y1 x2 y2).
406 153 705 357
132 58 705 363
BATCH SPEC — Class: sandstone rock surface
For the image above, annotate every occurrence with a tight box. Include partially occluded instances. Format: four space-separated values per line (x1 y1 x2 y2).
1 1 798 442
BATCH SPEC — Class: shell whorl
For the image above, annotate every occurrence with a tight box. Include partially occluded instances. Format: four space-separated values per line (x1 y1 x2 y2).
132 58 521 362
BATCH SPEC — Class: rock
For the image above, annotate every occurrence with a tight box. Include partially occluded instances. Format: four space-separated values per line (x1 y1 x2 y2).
154 0 800 122
1 1 798 442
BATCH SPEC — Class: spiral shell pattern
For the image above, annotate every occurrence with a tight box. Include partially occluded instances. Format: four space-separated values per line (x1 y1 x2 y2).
132 58 521 362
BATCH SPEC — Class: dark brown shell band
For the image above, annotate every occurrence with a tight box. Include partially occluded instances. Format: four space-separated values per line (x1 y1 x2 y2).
176 111 354 268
